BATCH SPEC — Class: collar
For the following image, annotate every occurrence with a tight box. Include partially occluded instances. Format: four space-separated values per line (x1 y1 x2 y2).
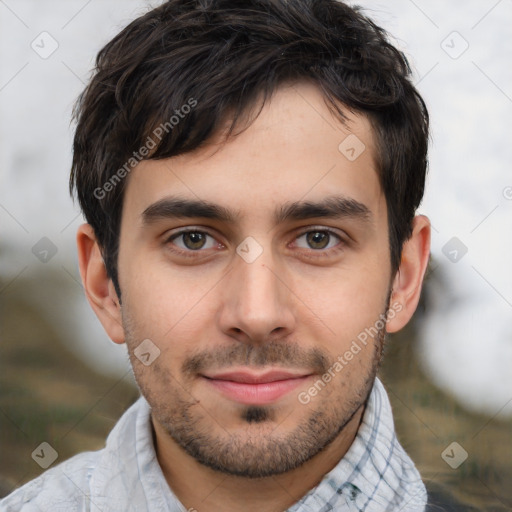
287 378 427 511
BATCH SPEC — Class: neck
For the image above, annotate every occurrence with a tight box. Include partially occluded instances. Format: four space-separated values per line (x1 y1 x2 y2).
153 403 365 512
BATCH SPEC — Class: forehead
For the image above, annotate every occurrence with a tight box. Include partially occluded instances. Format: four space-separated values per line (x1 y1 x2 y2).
121 81 384 227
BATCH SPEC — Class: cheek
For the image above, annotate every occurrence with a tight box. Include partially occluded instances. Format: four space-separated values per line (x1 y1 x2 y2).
122 261 219 350
294 262 390 340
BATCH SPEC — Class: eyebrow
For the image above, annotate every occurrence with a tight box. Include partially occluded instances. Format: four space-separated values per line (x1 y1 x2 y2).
141 195 372 227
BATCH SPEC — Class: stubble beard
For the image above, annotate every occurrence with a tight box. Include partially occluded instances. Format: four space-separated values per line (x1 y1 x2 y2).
123 309 387 478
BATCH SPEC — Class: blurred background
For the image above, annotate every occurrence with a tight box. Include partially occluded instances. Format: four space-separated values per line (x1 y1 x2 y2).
1 0 511 508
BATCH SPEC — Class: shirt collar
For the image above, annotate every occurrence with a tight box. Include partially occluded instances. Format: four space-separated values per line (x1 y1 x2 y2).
287 377 427 511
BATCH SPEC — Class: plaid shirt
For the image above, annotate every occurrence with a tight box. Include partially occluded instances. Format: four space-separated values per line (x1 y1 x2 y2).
0 378 426 512
288 377 427 511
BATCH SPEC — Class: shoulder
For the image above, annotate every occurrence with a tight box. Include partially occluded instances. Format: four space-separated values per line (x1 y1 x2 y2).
0 396 148 512
0 451 100 512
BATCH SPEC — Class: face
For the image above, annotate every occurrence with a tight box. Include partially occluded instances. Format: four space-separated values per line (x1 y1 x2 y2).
117 81 393 478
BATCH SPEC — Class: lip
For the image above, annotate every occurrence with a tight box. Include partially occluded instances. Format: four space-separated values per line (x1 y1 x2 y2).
201 369 313 405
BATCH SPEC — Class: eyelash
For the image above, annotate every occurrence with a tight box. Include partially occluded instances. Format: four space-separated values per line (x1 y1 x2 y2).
164 227 347 259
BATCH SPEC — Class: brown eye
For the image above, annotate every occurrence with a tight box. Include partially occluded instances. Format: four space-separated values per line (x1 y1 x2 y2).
295 230 341 251
168 230 217 251
182 232 207 250
306 231 330 249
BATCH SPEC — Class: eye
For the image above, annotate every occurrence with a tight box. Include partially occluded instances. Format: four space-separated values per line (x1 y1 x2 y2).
164 227 345 260
167 230 219 252
294 229 343 251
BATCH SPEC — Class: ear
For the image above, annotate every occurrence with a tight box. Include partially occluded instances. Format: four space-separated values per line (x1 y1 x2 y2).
76 223 125 344
386 215 431 333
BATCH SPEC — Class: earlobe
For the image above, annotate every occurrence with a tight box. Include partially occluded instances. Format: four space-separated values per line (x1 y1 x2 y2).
386 215 431 333
76 223 125 344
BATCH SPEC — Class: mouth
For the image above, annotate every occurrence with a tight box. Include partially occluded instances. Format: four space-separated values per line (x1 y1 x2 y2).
201 369 313 405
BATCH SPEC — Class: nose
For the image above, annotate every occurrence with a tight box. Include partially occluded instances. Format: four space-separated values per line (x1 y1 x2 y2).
218 242 296 344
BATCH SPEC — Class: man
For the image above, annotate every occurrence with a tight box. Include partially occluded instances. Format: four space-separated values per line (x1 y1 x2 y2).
1 0 439 510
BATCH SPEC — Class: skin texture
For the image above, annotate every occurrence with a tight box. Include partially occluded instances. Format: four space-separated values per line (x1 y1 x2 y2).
77 81 431 512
